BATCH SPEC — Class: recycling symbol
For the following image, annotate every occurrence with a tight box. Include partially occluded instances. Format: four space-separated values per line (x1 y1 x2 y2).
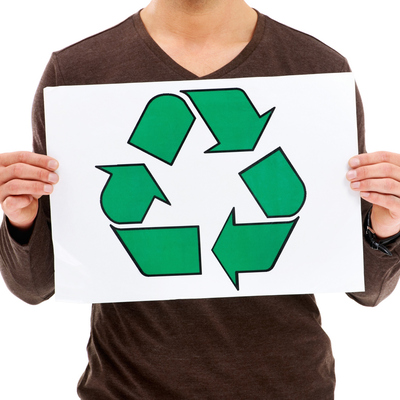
96 88 306 290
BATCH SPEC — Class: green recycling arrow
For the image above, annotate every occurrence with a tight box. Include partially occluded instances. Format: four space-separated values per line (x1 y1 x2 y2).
212 208 299 290
96 164 170 224
112 225 202 277
97 86 306 290
128 94 196 165
183 88 274 152
240 147 306 218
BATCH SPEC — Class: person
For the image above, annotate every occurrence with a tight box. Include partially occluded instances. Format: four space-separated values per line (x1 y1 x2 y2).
1 0 400 398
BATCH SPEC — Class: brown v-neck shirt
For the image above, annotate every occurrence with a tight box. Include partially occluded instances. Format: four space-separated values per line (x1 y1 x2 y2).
1 11 400 399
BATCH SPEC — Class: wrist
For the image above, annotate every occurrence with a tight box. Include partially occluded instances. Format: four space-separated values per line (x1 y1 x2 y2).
364 208 400 256
370 210 400 239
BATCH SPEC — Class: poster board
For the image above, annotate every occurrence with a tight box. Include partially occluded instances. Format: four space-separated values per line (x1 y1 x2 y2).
44 73 364 303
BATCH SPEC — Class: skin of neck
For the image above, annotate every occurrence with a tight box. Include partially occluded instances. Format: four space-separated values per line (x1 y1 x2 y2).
141 0 257 47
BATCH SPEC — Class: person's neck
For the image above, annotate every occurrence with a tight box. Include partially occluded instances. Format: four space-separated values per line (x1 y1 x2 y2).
140 0 257 76
141 0 255 43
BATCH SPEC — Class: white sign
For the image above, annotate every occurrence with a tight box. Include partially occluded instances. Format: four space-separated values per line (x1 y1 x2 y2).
44 73 364 303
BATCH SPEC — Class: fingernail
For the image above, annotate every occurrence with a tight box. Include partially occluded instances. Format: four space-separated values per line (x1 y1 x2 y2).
48 173 59 183
48 160 59 170
44 184 53 193
361 192 370 198
349 158 360 168
346 170 357 180
351 182 360 189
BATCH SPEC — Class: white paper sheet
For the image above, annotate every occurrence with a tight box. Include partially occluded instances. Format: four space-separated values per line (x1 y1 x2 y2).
44 73 364 303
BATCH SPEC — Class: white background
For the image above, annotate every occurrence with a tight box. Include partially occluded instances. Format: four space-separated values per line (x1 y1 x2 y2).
0 1 399 399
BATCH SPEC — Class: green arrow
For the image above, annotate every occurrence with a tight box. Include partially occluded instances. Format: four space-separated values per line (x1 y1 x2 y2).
128 94 196 165
96 164 170 224
212 208 299 290
240 147 306 218
112 225 202 276
183 88 274 152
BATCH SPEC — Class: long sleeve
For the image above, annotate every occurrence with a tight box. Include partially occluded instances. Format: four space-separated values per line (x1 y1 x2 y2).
348 198 400 306
0 206 54 305
0 56 61 305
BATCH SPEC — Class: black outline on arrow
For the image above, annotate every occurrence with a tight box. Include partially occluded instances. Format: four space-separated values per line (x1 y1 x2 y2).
127 93 196 166
212 208 300 290
95 163 171 225
239 147 307 219
181 88 275 153
111 224 203 277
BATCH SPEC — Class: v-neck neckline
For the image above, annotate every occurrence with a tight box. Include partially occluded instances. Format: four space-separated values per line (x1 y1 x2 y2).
132 10 266 80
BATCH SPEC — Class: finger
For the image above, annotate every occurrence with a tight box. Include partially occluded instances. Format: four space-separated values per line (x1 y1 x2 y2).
2 195 39 229
346 163 400 182
0 179 53 202
361 192 400 219
0 163 59 185
350 178 400 197
0 151 58 171
349 151 400 169
1 195 34 214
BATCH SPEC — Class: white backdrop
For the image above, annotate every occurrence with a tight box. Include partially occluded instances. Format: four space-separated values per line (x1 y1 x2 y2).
1 1 399 398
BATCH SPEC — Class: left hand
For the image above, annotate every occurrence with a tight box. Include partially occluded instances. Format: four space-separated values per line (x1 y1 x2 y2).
347 151 400 239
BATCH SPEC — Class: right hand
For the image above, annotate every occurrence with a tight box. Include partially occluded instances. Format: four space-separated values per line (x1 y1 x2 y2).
0 151 59 230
